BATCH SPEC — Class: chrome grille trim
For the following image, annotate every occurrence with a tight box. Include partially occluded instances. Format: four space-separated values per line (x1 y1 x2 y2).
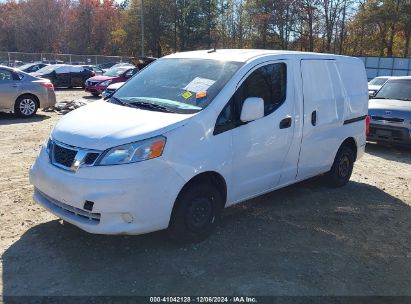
49 139 102 172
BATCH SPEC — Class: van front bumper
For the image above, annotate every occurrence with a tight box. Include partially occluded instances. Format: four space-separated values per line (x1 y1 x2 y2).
29 147 185 235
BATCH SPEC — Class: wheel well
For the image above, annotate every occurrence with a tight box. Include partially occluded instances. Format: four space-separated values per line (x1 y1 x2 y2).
341 137 357 161
16 93 40 108
177 172 228 207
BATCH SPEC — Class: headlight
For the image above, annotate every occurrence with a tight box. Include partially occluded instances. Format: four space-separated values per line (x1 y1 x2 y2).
99 80 112 86
96 136 166 166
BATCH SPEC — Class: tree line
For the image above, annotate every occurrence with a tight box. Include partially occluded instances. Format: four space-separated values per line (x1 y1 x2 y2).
0 0 410 58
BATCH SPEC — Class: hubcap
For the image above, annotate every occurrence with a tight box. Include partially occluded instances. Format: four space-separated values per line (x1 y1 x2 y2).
185 197 213 232
338 155 350 177
19 99 36 116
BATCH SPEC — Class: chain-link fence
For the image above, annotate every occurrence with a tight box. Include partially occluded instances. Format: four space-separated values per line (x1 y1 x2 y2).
0 51 133 67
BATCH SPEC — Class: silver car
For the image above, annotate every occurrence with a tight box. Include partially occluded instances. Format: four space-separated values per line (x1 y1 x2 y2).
0 65 56 117
368 76 411 146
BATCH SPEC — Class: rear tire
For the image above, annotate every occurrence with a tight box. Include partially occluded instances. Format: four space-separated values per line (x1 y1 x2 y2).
326 145 355 188
168 182 223 244
14 95 38 118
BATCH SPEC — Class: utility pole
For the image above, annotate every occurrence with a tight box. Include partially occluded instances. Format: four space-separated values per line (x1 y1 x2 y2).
141 0 145 57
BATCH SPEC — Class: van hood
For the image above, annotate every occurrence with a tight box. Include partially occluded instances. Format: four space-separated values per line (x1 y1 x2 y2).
52 100 195 150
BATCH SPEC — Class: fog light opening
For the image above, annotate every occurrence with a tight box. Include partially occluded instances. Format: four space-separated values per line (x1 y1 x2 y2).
121 213 134 223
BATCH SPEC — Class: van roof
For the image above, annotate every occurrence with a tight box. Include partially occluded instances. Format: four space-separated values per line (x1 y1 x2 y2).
166 49 355 63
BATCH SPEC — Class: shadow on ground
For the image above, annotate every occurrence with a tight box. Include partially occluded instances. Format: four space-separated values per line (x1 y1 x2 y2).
0 112 50 125
365 143 411 165
2 178 411 296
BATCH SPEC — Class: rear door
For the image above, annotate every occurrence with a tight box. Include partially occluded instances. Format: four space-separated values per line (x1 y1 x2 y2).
55 66 71 87
70 66 85 87
297 60 345 180
0 69 19 110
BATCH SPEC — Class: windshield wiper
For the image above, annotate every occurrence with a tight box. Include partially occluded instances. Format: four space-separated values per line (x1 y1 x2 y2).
110 96 126 105
121 100 175 113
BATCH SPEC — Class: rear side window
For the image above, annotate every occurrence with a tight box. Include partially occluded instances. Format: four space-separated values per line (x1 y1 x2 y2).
0 69 13 81
215 62 287 135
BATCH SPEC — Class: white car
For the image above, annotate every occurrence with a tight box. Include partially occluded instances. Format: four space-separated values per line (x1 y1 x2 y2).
29 50 369 243
102 81 125 99
368 76 392 97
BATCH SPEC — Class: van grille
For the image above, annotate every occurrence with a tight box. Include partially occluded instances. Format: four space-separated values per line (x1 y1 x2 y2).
48 140 101 170
53 144 77 168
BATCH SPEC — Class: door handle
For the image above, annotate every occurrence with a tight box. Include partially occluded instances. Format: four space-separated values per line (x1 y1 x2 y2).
311 110 317 126
11 84 18 88
279 117 292 129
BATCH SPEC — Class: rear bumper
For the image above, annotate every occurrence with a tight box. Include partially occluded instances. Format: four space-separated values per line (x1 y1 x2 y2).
367 123 411 146
37 89 56 108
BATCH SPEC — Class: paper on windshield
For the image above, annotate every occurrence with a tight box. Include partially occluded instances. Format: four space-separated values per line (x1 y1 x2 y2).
184 77 216 93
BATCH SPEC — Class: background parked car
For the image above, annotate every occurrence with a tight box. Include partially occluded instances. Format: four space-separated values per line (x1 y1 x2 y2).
368 76 411 146
17 62 49 73
85 66 137 96
368 76 392 97
31 64 94 88
102 81 125 98
82 65 104 75
0 65 56 117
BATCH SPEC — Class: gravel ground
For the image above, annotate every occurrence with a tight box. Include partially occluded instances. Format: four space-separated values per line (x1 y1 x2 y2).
0 89 410 296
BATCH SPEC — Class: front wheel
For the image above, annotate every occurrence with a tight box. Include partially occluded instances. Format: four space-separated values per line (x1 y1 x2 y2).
14 95 38 117
325 146 355 188
168 182 223 244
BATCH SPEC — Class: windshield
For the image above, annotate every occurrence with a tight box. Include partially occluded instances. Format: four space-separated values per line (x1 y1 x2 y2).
374 80 411 101
103 67 130 77
18 63 36 70
36 65 57 74
112 58 243 114
369 77 388 86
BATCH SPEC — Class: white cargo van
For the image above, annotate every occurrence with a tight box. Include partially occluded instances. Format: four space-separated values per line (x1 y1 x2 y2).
29 50 369 243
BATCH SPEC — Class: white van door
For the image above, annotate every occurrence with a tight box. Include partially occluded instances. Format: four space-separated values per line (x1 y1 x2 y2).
297 59 345 180
214 61 295 202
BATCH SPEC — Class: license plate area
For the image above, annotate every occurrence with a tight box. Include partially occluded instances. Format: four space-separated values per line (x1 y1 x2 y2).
376 129 392 137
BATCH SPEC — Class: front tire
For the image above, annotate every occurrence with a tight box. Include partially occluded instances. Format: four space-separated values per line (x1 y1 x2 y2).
91 92 100 97
168 182 223 244
14 95 38 118
326 145 355 187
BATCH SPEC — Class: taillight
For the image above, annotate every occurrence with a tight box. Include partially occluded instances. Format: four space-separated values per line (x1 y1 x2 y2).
366 115 370 136
41 82 54 91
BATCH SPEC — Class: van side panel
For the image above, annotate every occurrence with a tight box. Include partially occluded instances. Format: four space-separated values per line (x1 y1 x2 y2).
338 59 369 122
297 60 345 179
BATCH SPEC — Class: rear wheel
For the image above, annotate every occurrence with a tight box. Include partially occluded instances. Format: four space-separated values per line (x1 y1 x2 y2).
14 95 38 117
326 145 355 187
168 182 223 244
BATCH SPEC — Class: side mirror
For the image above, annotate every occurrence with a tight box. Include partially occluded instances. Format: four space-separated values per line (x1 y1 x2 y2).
240 97 264 122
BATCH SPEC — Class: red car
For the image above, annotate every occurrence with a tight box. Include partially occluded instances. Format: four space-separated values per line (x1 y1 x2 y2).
84 66 138 96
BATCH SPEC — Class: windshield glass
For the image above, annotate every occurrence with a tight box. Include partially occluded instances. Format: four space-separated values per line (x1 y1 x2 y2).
369 77 388 86
36 65 57 74
113 58 243 114
103 67 130 77
18 63 36 70
374 80 411 101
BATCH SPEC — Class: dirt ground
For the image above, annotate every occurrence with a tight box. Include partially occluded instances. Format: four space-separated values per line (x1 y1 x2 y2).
0 89 410 296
